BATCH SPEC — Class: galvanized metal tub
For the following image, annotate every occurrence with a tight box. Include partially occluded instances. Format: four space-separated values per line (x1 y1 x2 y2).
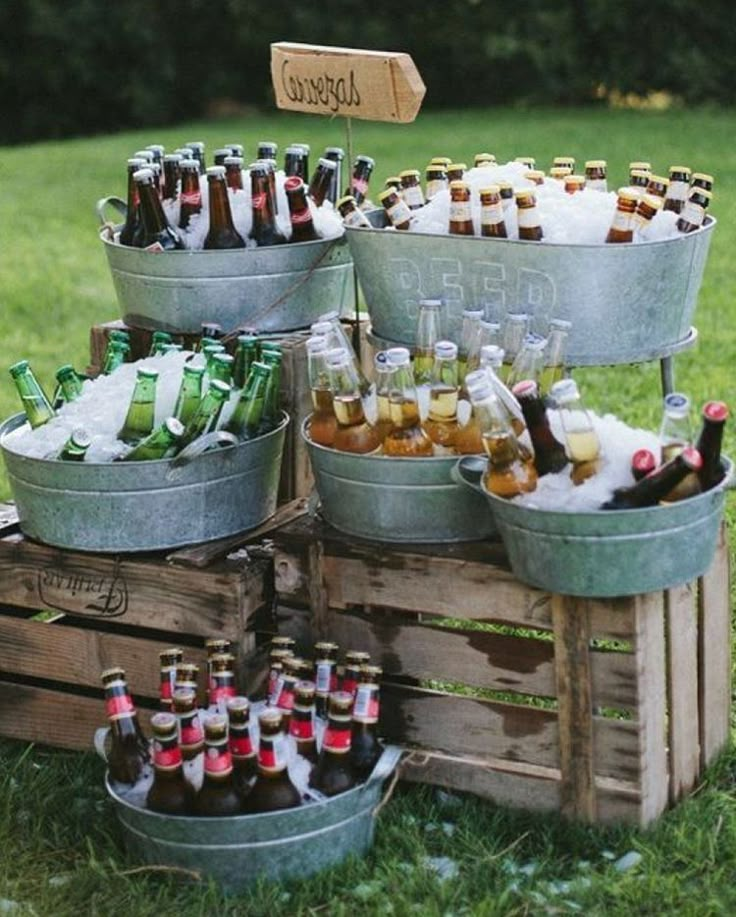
104 745 402 892
304 420 496 543
97 199 355 334
453 455 733 597
0 412 288 553
346 212 715 366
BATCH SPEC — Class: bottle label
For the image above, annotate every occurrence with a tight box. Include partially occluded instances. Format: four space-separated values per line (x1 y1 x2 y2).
160 669 175 702
180 191 201 207
179 713 204 747
426 179 447 199
210 684 237 708
680 201 704 227
289 709 315 740
269 674 285 706
517 207 541 229
352 177 369 196
449 201 471 223
387 199 412 226
105 691 135 719
343 209 368 228
290 208 313 224
144 242 165 253
259 734 288 770
252 191 267 210
587 179 607 192
205 744 233 775
668 180 689 202
229 734 254 758
315 661 333 694
611 210 632 232
153 741 183 770
353 685 380 722
481 202 504 226
341 674 358 697
323 725 351 753
276 685 296 711
403 186 425 209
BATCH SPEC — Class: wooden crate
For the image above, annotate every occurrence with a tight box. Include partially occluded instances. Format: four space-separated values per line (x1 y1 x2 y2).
272 511 732 826
0 502 297 752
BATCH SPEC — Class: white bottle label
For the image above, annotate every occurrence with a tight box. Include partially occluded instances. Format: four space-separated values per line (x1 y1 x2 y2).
481 202 504 226
449 201 471 223
680 201 704 226
387 199 412 226
668 180 689 202
587 179 608 192
517 206 541 229
402 185 425 209
426 179 447 200
611 210 632 232
343 209 369 228
315 662 332 694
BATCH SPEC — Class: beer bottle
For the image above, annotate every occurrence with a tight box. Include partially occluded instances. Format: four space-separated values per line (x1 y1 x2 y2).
249 163 286 246
201 320 223 342
158 648 183 711
245 710 302 813
267 650 293 706
259 349 283 434
208 653 237 712
184 141 206 172
515 189 543 241
160 342 183 356
293 142 311 180
430 156 452 169
677 188 712 233
102 340 130 375
149 156 163 197
172 364 205 426
121 417 184 461
400 170 425 210
204 638 232 696
500 313 530 380
628 169 650 195
146 712 194 816
659 393 692 462
213 148 232 167
373 352 395 443
631 448 657 482
663 166 691 214
458 309 483 380
173 687 204 761
384 176 402 193
540 319 571 396
479 185 507 238
383 348 434 457
119 157 146 246
315 310 370 392
448 181 474 236
310 692 357 797
284 145 309 181
175 662 200 699
179 379 231 448
602 447 703 510
515 156 535 170
54 364 83 405
275 656 305 729
193 714 242 816
324 146 345 204
58 428 91 462
634 193 663 233
290 680 318 762
109 329 132 346
133 169 182 250
174 147 195 162
202 343 226 379
132 149 154 164
696 401 728 491
314 642 340 715
378 187 412 230
118 368 158 445
101 667 150 784
553 156 575 172
584 160 607 192
425 164 448 201
285 177 319 242
307 158 338 208
337 194 371 228
306 336 337 447
479 320 501 349
646 174 669 200
148 330 173 356
475 351 527 440
474 152 496 168
506 334 547 390
564 174 586 195
498 180 514 208
232 334 258 389
224 363 270 439
349 155 375 205
9 360 55 429
203 166 245 249
425 341 460 451
550 378 601 485
691 172 714 193
605 189 638 243
414 299 442 384
326 349 381 454
351 665 383 779
341 651 370 697
468 381 537 498
227 696 258 791
162 153 182 201
525 170 546 186
513 380 569 476
210 352 235 386
257 140 278 161
550 166 571 184
447 163 467 183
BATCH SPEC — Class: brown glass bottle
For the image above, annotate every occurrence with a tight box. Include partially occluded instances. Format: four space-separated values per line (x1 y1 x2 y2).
341 650 371 698
134 169 183 250
193 714 242 816
606 190 637 243
267 648 294 703
351 666 382 779
513 380 569 475
664 166 691 214
178 159 203 230
399 170 425 210
289 680 318 762
172 688 204 761
159 648 183 711
314 643 340 717
174 662 200 703
324 146 345 203
208 653 237 711
101 667 150 784
677 188 712 233
249 163 286 246
631 448 657 482
146 712 194 815
119 157 146 246
227 696 258 792
479 185 507 238
378 187 412 230
336 194 371 228
602 447 703 510
223 156 244 191
274 655 303 729
204 166 245 249
634 194 663 232
307 157 338 208
646 174 669 200
309 692 357 797
349 155 375 205
448 181 474 236
695 401 728 491
515 190 543 241
205 638 232 695
447 163 467 183
584 160 607 192
284 145 309 181
425 164 448 201
245 710 302 813
285 177 319 242
564 174 586 195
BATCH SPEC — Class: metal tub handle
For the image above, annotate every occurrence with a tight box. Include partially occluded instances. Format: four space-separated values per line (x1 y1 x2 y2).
94 726 110 762
451 455 487 495
96 196 127 225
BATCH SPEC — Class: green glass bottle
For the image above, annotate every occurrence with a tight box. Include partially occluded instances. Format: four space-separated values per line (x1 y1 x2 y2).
121 417 185 461
225 363 271 438
179 379 231 448
102 340 131 375
160 343 183 355
210 352 235 386
173 364 205 425
118 368 158 444
54 364 84 406
232 335 259 389
197 335 220 354
149 331 174 356
9 360 55 429
203 344 226 378
109 329 131 346
58 428 91 461
259 350 282 433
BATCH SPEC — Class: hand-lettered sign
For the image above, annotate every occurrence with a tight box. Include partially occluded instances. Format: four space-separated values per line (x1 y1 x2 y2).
271 42 426 123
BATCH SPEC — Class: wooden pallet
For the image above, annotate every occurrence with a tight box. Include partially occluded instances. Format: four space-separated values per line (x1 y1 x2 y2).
272 511 732 826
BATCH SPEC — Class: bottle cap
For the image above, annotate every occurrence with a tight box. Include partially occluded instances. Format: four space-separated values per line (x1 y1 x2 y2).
480 345 504 366
521 333 547 351
185 141 205 150
226 143 244 155
259 708 284 729
174 147 194 158
425 165 446 175
434 340 458 359
690 187 713 201
55 364 75 379
164 153 183 163
475 153 496 164
629 161 651 171
467 377 494 402
223 156 243 167
204 714 228 738
462 309 484 320
550 167 572 178
150 712 178 733
324 347 349 367
206 166 226 178
419 299 442 309
617 188 639 202
226 696 250 715
101 666 126 680
640 194 664 211
430 157 452 166
449 181 469 193
585 160 607 169
448 163 467 172
511 379 539 398
163 419 184 441
399 169 421 179
355 155 375 167
549 318 572 332
663 392 690 417
180 158 200 170
703 401 729 422
549 378 579 404
317 157 337 171
306 335 328 354
553 156 575 166
374 350 389 368
70 428 92 449
136 367 159 380
479 184 501 196
132 168 154 183
310 320 333 336
324 146 345 158
648 174 669 187
632 448 657 475
213 148 232 159
692 172 714 184
133 150 155 161
525 170 546 181
284 176 305 193
681 446 703 470
669 165 691 177
335 195 357 210
386 347 411 367
515 157 535 165
497 180 514 191
514 189 536 201
127 157 147 168
506 312 529 325
209 379 232 399
378 187 399 203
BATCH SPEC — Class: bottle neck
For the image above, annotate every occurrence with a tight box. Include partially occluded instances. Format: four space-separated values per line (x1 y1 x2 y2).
138 182 167 235
251 175 277 230
208 178 237 232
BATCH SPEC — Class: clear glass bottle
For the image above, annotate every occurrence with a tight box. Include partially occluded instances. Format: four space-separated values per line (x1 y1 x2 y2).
506 333 547 390
659 392 693 462
326 349 381 454
550 378 601 485
539 319 571 396
373 351 395 443
383 347 434 457
424 341 460 451
500 313 530 381
458 309 484 381
306 335 337 447
414 299 442 384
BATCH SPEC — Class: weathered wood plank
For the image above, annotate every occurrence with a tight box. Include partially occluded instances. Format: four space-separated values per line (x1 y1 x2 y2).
307 540 329 640
665 581 700 802
552 596 596 822
698 522 732 767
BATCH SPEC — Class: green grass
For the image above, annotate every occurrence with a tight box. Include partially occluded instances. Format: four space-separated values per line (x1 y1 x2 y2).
2 106 736 915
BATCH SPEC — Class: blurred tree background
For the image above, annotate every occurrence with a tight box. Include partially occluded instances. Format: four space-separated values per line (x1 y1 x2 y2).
0 0 732 144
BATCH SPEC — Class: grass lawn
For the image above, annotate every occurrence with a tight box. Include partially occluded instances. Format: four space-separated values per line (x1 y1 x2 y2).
1 105 736 915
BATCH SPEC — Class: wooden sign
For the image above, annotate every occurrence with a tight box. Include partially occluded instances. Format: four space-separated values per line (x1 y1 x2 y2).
271 42 426 123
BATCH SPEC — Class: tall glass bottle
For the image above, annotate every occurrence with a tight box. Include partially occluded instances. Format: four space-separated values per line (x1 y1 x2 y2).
659 393 692 462
284 144 309 180
383 348 434 457
58 429 91 462
118 368 158 444
696 401 728 492
193 714 242 816
324 146 345 204
133 169 183 250
424 341 460 451
513 380 569 476
225 363 271 439
148 330 173 356
9 360 55 428
373 352 395 442
101 667 150 784
515 190 543 241
249 163 286 246
478 349 527 438
479 320 501 350
245 710 302 813
458 309 484 381
500 313 530 381
349 155 375 205
178 159 203 230
184 141 206 172
179 379 231 448
307 158 337 207
506 334 547 390
203 166 245 249
351 666 383 779
480 185 507 238
664 166 692 214
550 379 601 485
162 153 182 202
146 712 194 816
306 336 337 447
341 650 370 698
224 155 244 191
605 189 638 243
158 647 182 711
232 334 258 390
448 181 474 236
119 157 146 245
425 163 448 201
378 187 412 230
172 688 204 762
540 319 571 396
326 350 381 454
602 448 702 510
121 417 184 461
414 299 442 385
102 340 130 375
584 160 608 192
309 691 357 796
399 170 425 210
227 696 258 793
285 177 319 242
172 364 205 425
289 680 318 763
259 348 283 433
317 310 370 395
210 352 235 387
314 644 340 717
208 653 237 712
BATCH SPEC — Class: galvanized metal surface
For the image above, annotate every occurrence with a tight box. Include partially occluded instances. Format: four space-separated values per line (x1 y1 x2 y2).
0 412 288 553
304 419 496 543
454 455 733 598
106 745 402 892
98 211 355 334
346 213 715 367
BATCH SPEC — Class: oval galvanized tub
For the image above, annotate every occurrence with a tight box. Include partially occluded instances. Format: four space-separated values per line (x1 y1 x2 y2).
105 745 402 892
304 420 495 543
453 455 733 597
346 212 715 367
0 412 288 553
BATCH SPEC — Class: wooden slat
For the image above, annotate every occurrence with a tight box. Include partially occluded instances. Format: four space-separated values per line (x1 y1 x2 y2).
307 540 329 640
552 596 596 821
665 581 700 801
698 522 732 767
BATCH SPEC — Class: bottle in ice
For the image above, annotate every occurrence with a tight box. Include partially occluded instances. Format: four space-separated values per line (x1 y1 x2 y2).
631 448 657 481
205 638 233 696
414 299 442 385
458 309 483 381
172 688 204 762
677 187 712 234
58 428 91 462
399 169 425 210
664 166 692 214
307 157 338 208
480 185 507 238
341 650 370 697
539 319 571 396
424 341 460 450
314 642 340 717
447 162 467 183
425 163 448 201
309 691 357 797
172 364 205 426
54 364 83 406
175 661 200 700
162 153 182 201
306 335 337 447
184 140 206 172
249 163 286 246
203 166 245 249
549 378 601 485
500 313 530 381
179 379 230 447
119 157 146 246
695 401 728 492
317 309 370 395
448 181 474 236
9 360 55 429
378 187 412 230
193 714 242 816
383 348 434 457
146 712 195 816
515 190 543 241
605 189 637 243
227 696 258 792
584 160 608 192
285 177 319 242
659 393 692 463
602 447 703 510
208 653 237 712
351 665 383 779
323 146 345 203
245 710 302 813
513 379 569 476
258 347 283 434
224 156 244 191
121 417 184 461
373 351 395 442
274 655 302 730
506 333 547 390
284 144 309 181
118 368 158 445
225 362 271 439
133 168 183 250
289 680 318 763
337 194 371 228
325 349 381 454
210 352 235 387
158 647 182 711
349 155 374 205
232 334 258 390
101 666 150 784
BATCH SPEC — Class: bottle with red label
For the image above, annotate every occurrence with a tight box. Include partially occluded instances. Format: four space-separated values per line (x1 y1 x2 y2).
314 642 339 717
133 169 183 251
307 157 338 208
289 680 318 763
158 648 183 711
208 653 237 711
245 710 302 813
349 155 375 205
178 159 203 230
101 667 150 784
205 638 232 698
275 656 303 729
119 157 146 246
285 177 320 243
172 688 204 761
146 712 194 815
310 691 357 797
249 163 286 247
339 650 370 699
351 665 383 779
284 145 309 181
203 166 245 249
266 646 294 702
174 662 200 705
226 696 258 793
193 714 242 816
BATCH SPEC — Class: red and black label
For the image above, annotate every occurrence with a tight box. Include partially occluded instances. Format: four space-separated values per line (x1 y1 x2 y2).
204 742 233 776
153 737 183 770
289 707 315 741
323 722 351 753
258 734 288 771
229 731 255 759
179 711 204 749
105 683 135 719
